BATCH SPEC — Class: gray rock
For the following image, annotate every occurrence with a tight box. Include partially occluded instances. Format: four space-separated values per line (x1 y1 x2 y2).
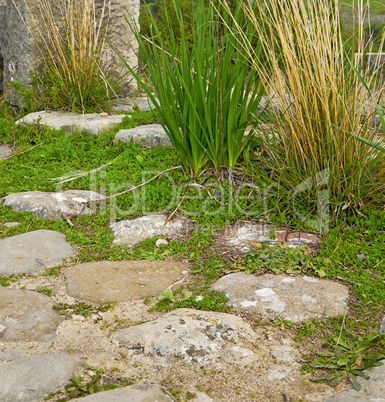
0 145 12 160
1 222 20 228
325 363 385 401
380 315 385 334
72 384 176 401
110 308 262 364
113 96 156 112
223 222 289 253
0 230 75 276
114 124 172 148
15 111 126 135
0 287 63 341
1 190 106 220
211 273 348 322
111 214 186 247
64 260 190 303
0 351 86 401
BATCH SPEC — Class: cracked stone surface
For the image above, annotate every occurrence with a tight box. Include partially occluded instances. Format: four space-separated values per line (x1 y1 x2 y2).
0 351 86 401
211 273 348 322
222 221 319 253
0 230 75 276
0 287 63 341
1 190 106 220
110 308 265 364
72 384 177 401
15 111 126 135
114 124 172 148
64 260 190 303
111 214 186 247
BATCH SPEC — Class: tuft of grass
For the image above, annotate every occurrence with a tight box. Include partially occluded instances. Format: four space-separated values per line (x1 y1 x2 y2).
223 0 385 219
11 0 128 113
114 0 265 176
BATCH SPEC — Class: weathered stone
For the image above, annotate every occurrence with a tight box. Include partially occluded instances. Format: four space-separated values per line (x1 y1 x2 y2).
15 111 126 135
111 214 186 247
380 315 385 334
0 230 75 276
211 273 348 322
223 222 288 253
1 222 20 228
0 287 63 341
73 384 176 401
1 190 105 220
0 145 12 160
325 363 385 401
286 232 319 244
110 308 263 364
114 124 172 148
0 351 86 401
64 260 190 303
113 96 156 112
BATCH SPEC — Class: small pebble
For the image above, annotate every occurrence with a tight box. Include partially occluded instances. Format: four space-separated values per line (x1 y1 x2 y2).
72 314 85 322
99 112 108 117
156 239 168 247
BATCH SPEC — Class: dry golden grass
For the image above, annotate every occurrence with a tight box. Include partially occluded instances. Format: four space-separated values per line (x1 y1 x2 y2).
220 0 385 213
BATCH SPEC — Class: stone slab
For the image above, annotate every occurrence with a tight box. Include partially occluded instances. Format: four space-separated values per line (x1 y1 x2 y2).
326 363 385 401
1 190 106 220
111 214 186 247
0 287 63 341
0 230 75 276
15 111 126 135
0 145 12 160
114 124 172 148
73 384 176 401
223 222 319 253
0 351 86 401
211 273 348 322
113 96 156 112
64 260 190 303
110 308 262 364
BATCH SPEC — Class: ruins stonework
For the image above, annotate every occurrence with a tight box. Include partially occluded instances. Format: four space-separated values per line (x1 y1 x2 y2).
0 0 139 93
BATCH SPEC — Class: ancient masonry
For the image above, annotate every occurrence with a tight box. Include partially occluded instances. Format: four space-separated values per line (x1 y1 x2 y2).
0 0 139 93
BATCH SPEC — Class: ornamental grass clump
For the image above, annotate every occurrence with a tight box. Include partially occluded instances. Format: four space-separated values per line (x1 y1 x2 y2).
222 0 385 216
12 0 127 113
115 0 265 176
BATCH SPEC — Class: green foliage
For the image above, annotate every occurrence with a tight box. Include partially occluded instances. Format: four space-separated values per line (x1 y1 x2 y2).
239 245 330 277
116 0 265 175
35 286 52 297
53 301 115 318
309 329 385 391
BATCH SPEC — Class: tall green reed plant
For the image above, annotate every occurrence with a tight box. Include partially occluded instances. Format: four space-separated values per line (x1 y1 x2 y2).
114 0 265 176
12 0 127 113
222 0 385 216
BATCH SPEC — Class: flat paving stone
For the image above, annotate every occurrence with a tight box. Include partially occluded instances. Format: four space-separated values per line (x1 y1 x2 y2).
110 308 264 365
0 287 63 341
64 260 190 303
1 190 105 220
114 124 172 148
15 111 126 135
113 96 156 112
0 230 75 276
223 222 319 253
326 363 385 401
111 214 186 247
211 273 348 322
73 384 176 401
0 351 86 401
0 145 12 160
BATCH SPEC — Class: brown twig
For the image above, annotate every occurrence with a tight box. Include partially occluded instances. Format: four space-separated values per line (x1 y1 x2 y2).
164 194 187 227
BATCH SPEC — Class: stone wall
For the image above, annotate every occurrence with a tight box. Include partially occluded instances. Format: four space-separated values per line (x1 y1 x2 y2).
0 0 139 95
